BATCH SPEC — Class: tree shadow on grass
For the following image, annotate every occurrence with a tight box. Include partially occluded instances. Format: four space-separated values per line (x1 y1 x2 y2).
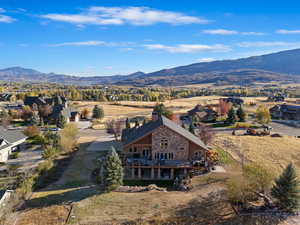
23 185 101 209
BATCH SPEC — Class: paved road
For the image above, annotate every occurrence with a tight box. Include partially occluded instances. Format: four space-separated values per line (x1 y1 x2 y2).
213 122 300 137
269 122 300 136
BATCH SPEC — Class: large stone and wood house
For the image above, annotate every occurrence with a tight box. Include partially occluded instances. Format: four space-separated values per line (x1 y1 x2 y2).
121 113 209 180
270 104 300 121
24 95 80 123
0 126 27 162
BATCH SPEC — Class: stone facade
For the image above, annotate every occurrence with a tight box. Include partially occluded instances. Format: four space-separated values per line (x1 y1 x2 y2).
152 126 189 160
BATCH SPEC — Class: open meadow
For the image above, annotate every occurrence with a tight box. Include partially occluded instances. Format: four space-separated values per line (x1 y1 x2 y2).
72 95 299 121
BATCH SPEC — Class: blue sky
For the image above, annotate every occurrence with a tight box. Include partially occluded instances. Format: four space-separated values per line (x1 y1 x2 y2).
1 0 300 76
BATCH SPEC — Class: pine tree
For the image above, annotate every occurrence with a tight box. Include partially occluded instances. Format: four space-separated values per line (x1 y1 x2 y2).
237 106 247 122
93 105 104 119
125 118 131 129
100 146 123 192
271 163 300 212
56 113 66 129
226 107 238 125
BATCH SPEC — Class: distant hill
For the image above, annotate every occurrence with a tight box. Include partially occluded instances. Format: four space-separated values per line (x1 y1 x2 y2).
1 48 300 86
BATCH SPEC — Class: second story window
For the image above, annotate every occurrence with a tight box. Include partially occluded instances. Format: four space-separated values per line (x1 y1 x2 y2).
160 138 168 149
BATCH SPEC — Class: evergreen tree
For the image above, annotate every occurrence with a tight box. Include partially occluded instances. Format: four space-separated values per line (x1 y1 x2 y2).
237 106 247 122
271 163 300 212
56 113 66 129
125 118 131 129
226 107 238 125
93 105 104 119
153 103 173 119
100 146 123 192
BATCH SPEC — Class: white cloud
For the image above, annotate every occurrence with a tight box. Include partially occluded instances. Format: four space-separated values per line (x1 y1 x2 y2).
41 6 209 26
48 40 108 47
0 8 16 23
198 58 215 62
276 29 300 34
0 13 15 23
237 41 300 48
203 29 265 35
47 40 135 48
144 44 230 53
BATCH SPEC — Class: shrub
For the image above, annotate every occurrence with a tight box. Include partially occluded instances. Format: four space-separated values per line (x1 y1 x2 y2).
59 123 78 152
23 125 40 138
31 135 47 145
256 105 271 124
226 176 256 206
42 147 59 159
243 162 275 194
92 105 104 119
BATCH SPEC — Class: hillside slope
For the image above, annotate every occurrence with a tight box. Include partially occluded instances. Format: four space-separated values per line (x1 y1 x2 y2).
1 48 300 85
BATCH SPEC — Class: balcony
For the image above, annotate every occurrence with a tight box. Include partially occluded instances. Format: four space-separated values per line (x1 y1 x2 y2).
125 158 196 168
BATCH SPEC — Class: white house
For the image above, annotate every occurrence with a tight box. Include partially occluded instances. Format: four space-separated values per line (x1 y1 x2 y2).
0 127 27 163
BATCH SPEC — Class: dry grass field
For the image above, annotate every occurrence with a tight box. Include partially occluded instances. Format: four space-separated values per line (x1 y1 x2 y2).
72 95 295 120
16 174 236 225
214 134 300 176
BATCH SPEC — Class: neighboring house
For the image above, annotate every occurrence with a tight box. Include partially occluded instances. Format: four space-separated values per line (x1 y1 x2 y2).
121 114 209 180
267 94 285 102
24 95 80 124
187 104 218 123
0 127 27 163
221 97 244 105
0 94 13 102
270 104 300 121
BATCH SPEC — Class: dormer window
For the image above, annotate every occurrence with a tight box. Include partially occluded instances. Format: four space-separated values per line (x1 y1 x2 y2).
160 138 168 149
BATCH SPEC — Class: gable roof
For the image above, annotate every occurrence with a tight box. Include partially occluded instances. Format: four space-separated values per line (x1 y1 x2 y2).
122 116 208 150
0 126 27 144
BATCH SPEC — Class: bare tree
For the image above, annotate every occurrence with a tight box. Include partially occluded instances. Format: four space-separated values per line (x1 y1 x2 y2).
197 123 215 145
105 119 124 141
21 106 34 122
38 104 53 124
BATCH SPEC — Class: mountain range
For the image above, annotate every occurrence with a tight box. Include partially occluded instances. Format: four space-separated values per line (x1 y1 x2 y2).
1 48 300 86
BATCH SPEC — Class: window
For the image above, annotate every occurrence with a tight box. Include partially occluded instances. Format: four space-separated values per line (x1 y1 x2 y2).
129 148 132 153
160 138 168 149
